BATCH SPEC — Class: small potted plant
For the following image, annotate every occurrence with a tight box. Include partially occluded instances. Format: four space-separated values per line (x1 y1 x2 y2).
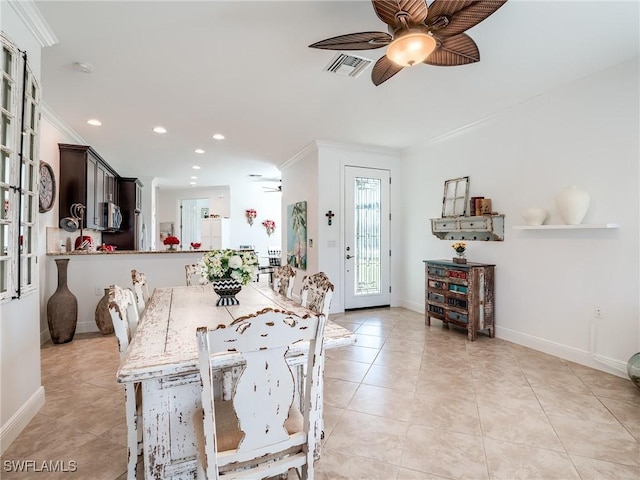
452 241 466 264
163 235 180 251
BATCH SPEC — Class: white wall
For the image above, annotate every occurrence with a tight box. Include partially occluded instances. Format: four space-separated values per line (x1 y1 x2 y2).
1 0 46 454
156 181 283 261
280 141 401 312
44 251 212 334
280 143 319 300
316 142 401 313
397 59 640 376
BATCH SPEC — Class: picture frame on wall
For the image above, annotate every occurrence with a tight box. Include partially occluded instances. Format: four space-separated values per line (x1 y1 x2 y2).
201 207 209 219
442 176 469 217
287 201 307 270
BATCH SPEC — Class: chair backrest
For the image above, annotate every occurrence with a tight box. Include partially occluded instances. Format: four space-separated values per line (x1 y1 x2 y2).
186 263 207 286
108 285 140 359
196 309 326 479
131 269 150 312
267 247 282 267
300 272 334 317
272 265 296 299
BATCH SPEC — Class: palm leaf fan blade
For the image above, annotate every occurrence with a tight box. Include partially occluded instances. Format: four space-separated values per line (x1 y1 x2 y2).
426 0 508 38
424 34 479 66
372 0 429 27
309 31 392 50
371 55 404 86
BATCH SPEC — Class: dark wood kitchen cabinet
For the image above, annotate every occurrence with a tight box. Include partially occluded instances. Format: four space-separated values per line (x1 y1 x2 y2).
58 144 119 230
102 178 143 250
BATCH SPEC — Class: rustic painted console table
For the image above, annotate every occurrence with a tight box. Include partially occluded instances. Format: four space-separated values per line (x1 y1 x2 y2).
117 283 355 479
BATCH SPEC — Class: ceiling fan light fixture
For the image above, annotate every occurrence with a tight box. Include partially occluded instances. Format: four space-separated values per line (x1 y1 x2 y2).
386 31 436 67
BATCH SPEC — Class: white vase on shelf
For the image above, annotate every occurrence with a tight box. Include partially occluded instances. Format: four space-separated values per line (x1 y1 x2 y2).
556 186 590 225
522 207 548 226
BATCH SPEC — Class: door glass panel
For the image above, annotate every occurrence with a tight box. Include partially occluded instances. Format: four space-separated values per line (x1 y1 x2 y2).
354 177 381 295
0 224 8 256
0 151 8 183
0 259 7 292
1 78 11 110
1 113 10 148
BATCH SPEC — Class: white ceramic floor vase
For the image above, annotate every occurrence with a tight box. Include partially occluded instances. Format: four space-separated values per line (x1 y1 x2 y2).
556 186 590 225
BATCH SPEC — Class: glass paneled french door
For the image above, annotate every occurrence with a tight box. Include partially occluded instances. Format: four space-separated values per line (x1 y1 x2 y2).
344 166 390 309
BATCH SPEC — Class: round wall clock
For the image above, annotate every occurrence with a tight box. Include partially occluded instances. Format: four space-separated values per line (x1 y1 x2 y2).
39 161 56 213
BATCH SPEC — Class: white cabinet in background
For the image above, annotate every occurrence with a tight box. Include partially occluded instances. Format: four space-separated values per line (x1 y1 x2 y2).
200 218 230 249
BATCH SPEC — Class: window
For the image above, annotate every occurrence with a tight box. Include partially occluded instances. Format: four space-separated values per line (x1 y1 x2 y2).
0 33 40 301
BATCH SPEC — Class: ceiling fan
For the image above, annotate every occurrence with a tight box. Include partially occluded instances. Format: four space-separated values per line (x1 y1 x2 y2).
309 0 508 86
262 181 282 193
249 174 282 193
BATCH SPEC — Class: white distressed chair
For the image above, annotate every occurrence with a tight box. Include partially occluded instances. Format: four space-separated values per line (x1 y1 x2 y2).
195 309 326 479
300 272 334 317
130 269 150 312
108 285 143 480
186 263 208 286
272 264 296 299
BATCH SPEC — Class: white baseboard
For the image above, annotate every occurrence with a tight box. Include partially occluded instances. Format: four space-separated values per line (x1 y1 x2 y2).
397 298 423 314
75 321 99 334
40 321 99 345
392 303 627 379
0 386 45 455
496 326 628 378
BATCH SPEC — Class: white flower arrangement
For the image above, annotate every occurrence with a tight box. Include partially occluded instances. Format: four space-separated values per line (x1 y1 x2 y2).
199 249 258 286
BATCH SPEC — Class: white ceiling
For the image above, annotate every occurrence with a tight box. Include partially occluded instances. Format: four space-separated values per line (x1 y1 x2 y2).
33 1 639 189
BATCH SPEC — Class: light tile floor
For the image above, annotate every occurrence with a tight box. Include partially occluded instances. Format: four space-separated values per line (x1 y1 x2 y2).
2 307 639 479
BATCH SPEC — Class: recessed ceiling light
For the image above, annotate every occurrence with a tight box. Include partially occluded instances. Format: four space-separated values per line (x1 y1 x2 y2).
212 133 225 140
192 165 201 170
87 119 102 126
190 176 198 180
194 149 205 154
189 181 196 185
153 126 167 134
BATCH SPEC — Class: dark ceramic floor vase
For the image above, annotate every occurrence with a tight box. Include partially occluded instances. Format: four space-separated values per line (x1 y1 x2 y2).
47 258 78 344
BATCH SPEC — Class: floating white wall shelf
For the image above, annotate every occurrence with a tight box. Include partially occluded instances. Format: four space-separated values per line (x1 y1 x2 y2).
512 223 619 230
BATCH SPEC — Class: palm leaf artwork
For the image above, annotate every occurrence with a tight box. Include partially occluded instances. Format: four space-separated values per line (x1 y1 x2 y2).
287 201 307 270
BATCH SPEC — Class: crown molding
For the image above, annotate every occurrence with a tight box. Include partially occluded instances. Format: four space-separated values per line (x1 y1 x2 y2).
8 0 58 47
279 141 319 171
41 103 86 145
280 139 401 171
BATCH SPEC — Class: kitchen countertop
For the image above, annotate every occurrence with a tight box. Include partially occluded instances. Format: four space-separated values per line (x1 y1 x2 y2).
46 249 212 256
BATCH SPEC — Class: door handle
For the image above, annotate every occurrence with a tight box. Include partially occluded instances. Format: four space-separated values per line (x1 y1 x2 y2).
346 254 353 259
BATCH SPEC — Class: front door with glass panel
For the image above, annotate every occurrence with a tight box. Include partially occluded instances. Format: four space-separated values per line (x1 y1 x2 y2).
344 166 390 309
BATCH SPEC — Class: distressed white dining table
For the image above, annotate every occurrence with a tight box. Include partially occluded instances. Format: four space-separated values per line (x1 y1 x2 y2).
116 282 355 480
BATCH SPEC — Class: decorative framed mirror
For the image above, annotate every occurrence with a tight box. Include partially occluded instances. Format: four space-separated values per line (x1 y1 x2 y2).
442 176 469 217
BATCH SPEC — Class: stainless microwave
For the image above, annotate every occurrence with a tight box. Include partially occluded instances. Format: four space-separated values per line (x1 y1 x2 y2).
104 202 122 231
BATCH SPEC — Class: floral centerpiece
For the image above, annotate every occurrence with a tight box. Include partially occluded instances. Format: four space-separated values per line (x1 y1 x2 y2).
245 208 257 226
200 249 258 286
262 219 276 237
452 241 466 264
200 249 259 306
163 235 180 251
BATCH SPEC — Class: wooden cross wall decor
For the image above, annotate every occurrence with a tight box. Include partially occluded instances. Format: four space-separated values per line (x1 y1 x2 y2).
325 210 335 226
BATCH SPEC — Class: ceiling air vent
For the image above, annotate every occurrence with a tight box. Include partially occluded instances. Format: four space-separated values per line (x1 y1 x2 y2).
323 53 371 78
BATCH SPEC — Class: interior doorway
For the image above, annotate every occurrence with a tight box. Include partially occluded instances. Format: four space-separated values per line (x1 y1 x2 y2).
180 198 209 249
